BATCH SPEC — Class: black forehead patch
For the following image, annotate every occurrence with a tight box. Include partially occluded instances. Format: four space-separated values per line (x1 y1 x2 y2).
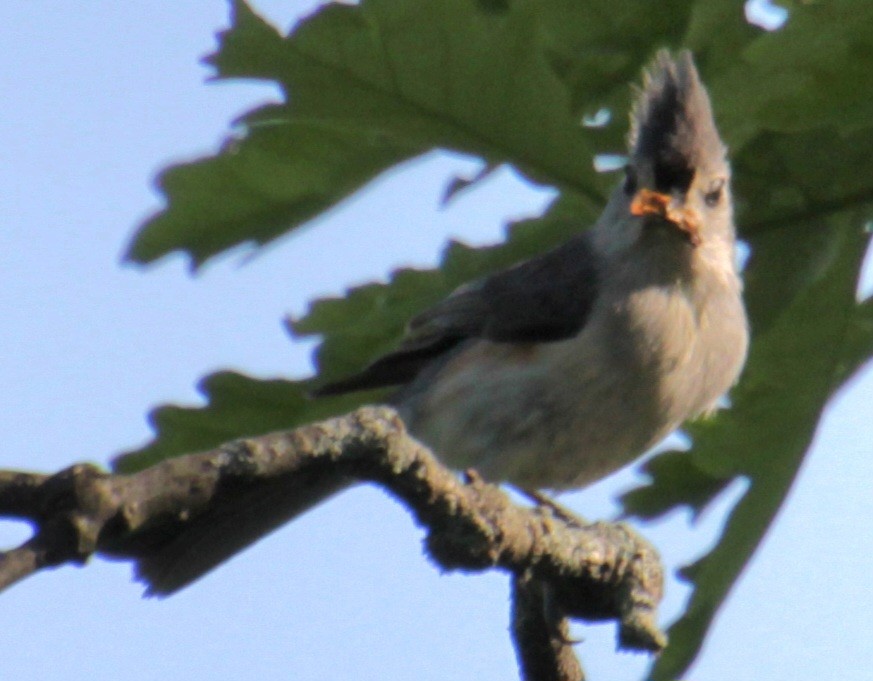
636 76 696 193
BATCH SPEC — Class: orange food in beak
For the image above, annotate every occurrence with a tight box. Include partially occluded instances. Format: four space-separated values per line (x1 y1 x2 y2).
630 188 701 246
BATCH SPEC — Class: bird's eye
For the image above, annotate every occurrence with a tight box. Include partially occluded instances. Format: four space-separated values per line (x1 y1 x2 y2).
704 178 726 207
623 165 638 195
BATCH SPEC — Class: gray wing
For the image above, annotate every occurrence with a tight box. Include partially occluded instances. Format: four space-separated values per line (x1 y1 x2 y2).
313 233 602 396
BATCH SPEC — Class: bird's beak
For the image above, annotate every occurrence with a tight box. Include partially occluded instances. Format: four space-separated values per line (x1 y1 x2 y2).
630 188 701 246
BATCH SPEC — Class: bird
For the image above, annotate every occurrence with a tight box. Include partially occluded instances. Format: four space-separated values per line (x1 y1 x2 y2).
136 50 748 595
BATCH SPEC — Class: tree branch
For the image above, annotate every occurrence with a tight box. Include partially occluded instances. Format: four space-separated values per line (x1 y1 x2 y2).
0 406 666 677
512 573 586 681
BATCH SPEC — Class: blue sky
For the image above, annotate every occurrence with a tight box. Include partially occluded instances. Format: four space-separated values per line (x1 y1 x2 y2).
1 3 870 680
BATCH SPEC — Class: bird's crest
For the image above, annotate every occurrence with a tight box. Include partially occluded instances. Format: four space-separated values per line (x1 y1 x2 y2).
628 50 726 192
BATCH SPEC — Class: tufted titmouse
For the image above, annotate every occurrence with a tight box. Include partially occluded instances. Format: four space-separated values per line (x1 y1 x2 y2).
138 50 748 594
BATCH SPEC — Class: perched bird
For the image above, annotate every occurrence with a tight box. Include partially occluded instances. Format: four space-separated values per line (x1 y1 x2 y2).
137 50 748 594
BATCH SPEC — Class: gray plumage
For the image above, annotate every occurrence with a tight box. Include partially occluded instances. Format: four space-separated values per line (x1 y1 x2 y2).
137 50 748 594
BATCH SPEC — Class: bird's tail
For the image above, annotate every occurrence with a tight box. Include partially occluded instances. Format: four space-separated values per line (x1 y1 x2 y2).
129 469 352 596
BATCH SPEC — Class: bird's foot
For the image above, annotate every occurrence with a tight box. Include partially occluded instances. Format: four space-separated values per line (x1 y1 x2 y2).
516 487 586 528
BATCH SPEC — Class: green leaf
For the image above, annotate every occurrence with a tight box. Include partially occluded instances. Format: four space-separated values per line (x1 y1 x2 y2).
129 118 421 267
128 0 619 267
117 1 873 678
620 450 730 522
831 298 873 388
537 0 694 126
733 0 873 134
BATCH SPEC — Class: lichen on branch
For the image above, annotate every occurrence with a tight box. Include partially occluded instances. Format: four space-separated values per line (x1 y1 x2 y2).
0 406 665 680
